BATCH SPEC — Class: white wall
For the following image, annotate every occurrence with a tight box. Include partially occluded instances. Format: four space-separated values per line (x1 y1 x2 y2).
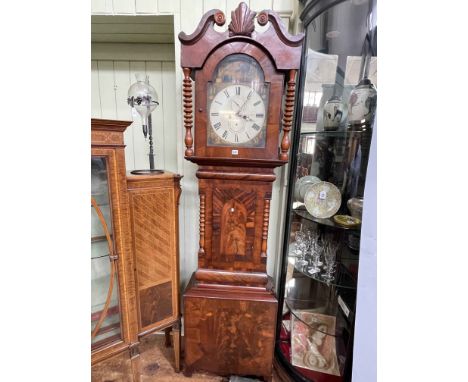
91 0 298 289
91 43 177 172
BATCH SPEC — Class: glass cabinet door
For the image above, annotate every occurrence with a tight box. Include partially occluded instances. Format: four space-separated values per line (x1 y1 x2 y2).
91 156 122 351
276 0 376 381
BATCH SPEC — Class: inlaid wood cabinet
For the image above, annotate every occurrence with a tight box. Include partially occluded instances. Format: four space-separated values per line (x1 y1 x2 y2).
127 171 182 372
91 118 181 374
91 119 139 366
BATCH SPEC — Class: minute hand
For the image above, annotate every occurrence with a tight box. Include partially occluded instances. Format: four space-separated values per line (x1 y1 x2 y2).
236 98 250 116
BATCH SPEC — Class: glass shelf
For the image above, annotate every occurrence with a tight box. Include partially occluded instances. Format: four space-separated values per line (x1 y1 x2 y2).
91 240 111 259
299 129 367 138
288 256 357 290
91 234 113 243
92 253 110 261
293 208 361 231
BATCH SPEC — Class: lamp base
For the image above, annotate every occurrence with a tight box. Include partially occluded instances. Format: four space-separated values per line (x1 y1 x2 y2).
130 169 164 175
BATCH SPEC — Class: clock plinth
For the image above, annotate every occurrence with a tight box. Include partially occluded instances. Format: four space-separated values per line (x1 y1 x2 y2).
179 2 304 379
184 276 277 381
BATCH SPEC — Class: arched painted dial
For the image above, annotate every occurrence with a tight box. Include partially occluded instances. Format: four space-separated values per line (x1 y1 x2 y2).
209 84 266 144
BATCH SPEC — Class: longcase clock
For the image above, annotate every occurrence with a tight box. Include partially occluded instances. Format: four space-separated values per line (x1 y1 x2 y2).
179 3 304 380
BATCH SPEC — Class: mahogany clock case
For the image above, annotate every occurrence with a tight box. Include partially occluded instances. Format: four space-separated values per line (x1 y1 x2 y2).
179 3 304 381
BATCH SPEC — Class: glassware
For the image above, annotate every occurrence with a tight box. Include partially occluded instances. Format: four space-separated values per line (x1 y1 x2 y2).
295 231 309 268
347 197 364 219
322 240 339 282
306 231 322 274
291 231 304 257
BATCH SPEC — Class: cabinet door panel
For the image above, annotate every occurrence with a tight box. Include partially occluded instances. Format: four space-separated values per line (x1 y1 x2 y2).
91 156 123 351
127 177 180 333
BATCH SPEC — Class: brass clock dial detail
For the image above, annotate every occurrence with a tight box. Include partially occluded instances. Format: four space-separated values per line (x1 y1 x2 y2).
209 84 266 145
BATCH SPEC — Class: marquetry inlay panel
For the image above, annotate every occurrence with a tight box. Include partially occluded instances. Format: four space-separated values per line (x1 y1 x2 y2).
184 288 277 377
212 187 257 265
91 130 124 146
130 190 174 290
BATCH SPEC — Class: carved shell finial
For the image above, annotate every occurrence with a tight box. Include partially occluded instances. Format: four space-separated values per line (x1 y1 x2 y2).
228 2 256 37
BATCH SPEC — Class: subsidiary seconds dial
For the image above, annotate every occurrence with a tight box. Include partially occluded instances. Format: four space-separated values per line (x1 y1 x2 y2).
209 84 266 144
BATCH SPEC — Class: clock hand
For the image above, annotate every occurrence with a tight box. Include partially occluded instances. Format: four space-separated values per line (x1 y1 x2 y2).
231 100 241 111
236 98 250 116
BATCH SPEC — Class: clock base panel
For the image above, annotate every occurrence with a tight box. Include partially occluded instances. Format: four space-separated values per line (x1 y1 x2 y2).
183 274 277 380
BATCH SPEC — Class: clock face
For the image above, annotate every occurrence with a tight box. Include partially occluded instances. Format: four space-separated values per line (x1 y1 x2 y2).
206 54 269 148
209 84 266 145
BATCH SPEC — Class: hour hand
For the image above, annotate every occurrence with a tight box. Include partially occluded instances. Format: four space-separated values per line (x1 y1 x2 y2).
231 100 241 112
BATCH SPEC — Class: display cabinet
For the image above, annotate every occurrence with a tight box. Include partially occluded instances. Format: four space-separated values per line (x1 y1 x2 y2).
91 118 182 375
91 119 139 366
275 1 377 381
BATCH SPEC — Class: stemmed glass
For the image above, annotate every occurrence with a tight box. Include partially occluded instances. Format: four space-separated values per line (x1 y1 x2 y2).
291 231 304 257
322 239 339 282
294 231 309 267
307 231 322 275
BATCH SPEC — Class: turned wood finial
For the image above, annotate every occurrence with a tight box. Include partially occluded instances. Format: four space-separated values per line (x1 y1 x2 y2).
183 68 194 157
228 2 256 37
279 69 297 161
214 11 226 26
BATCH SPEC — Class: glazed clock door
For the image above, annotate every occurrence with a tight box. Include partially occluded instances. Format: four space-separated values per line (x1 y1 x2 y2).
91 156 122 350
207 54 269 148
192 43 287 162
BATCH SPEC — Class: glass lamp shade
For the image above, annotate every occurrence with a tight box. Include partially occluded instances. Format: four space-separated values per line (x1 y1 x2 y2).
127 74 159 137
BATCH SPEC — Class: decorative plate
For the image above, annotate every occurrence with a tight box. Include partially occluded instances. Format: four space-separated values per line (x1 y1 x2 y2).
333 215 361 228
304 181 341 219
294 175 321 202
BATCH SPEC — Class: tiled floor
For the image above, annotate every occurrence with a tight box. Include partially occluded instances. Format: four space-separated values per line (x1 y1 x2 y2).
92 333 280 382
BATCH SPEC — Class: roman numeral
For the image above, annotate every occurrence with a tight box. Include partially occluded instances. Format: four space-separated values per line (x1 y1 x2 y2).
213 122 221 130
252 123 261 131
222 130 228 139
246 132 251 140
211 112 219 116
235 134 239 143
253 100 261 106
224 89 230 98
256 113 264 118
235 86 241 95
247 91 253 99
